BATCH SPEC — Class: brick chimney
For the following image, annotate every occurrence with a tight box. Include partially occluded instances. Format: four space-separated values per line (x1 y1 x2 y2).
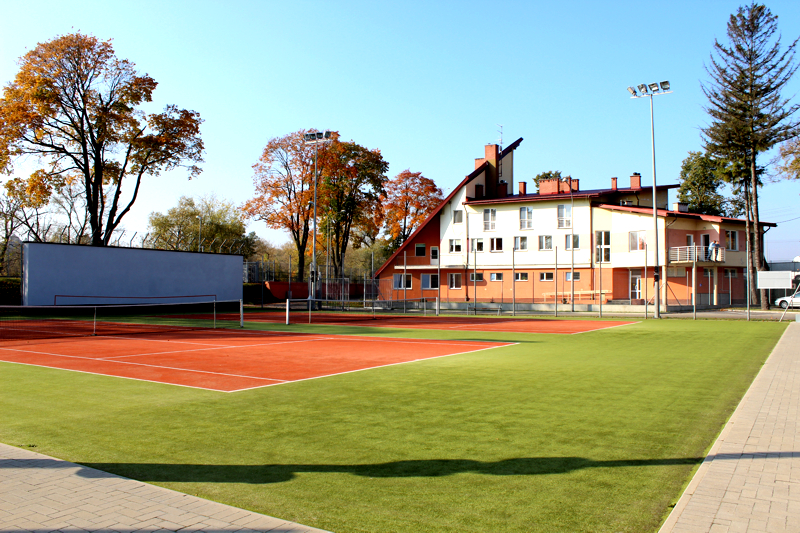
539 178 559 195
611 177 617 190
519 181 527 195
630 173 641 190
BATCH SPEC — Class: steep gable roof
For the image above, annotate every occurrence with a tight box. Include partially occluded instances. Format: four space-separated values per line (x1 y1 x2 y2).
374 137 524 278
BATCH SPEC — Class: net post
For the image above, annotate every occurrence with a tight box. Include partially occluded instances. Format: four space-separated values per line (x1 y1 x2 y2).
423 298 427 317
93 307 97 336
213 300 217 329
436 296 440 316
239 299 244 328
286 299 290 325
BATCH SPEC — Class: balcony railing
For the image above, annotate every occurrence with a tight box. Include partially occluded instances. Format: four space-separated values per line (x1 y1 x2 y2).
669 246 726 263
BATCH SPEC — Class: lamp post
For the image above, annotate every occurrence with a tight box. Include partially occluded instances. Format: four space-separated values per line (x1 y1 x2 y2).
561 175 575 312
627 81 671 319
303 130 333 301
196 215 203 252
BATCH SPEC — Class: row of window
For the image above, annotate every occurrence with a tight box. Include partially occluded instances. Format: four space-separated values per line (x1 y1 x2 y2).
453 207 742 252
395 267 740 290
452 206 573 231
449 234 581 253
392 271 581 290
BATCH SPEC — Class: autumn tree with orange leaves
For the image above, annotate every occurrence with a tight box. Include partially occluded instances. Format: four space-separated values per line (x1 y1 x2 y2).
382 170 442 250
242 130 318 282
318 140 389 278
0 33 203 246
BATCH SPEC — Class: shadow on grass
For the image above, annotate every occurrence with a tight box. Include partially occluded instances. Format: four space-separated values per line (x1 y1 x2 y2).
1 455 716 484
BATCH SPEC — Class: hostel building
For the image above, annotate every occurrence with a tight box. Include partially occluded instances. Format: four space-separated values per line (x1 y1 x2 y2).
374 139 774 311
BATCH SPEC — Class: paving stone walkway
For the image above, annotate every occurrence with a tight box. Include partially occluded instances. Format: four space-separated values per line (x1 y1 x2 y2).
660 321 800 533
0 443 330 532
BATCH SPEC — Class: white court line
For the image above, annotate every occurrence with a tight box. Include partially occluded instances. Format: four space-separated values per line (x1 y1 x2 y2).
569 321 640 334
98 337 338 359
0 334 516 393
0 346 288 383
228 342 519 393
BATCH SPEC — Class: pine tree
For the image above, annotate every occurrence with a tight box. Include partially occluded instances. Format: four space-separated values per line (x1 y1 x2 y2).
701 3 800 308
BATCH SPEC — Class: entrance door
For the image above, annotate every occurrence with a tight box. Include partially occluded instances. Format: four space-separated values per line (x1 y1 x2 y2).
430 246 439 266
630 269 642 300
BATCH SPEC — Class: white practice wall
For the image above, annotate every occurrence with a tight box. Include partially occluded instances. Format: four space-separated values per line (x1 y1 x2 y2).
23 243 243 306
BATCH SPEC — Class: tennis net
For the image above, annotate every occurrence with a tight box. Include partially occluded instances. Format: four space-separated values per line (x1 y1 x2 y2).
0 299 244 342
283 297 436 325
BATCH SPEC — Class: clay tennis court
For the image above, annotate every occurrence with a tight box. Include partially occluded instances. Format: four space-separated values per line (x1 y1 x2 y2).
0 328 513 392
219 311 637 334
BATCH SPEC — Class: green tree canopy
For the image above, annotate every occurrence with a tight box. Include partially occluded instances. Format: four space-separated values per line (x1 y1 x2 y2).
677 152 730 216
147 195 255 256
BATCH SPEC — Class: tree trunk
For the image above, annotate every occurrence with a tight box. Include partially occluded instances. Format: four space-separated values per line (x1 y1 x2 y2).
743 181 758 306
749 150 769 309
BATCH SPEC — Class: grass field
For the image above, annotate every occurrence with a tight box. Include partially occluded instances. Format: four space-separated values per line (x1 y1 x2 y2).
0 318 788 532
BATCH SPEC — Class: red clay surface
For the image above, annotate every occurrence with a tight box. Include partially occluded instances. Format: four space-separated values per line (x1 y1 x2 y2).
211 312 637 334
0 328 512 392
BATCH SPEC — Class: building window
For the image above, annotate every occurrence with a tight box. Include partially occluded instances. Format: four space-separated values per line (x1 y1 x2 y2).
595 231 611 262
471 238 484 252
393 274 412 289
668 267 685 278
565 234 579 250
629 231 646 251
725 230 738 251
430 247 439 260
449 239 461 253
453 210 463 224
539 272 554 282
448 273 462 289
538 235 553 250
515 272 529 281
469 272 484 282
686 234 694 246
421 274 439 289
415 243 426 257
557 204 572 228
483 209 496 231
514 236 528 250
724 268 737 278
565 271 580 282
520 207 533 229
490 273 503 281
703 268 713 278
490 238 503 252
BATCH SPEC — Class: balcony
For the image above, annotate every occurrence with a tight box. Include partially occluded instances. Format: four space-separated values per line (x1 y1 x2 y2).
669 246 725 264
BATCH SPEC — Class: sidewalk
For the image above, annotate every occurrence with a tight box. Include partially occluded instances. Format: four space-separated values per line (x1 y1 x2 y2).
0 443 330 532
659 321 800 532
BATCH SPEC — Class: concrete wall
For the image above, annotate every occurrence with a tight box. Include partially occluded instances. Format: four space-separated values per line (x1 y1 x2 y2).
23 243 242 306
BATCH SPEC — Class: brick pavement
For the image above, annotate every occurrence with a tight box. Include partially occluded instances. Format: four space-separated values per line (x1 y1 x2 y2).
660 321 800 533
0 443 330 532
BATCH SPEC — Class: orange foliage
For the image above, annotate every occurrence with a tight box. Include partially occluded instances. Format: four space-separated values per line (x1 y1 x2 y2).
0 33 203 246
242 130 322 282
382 170 443 245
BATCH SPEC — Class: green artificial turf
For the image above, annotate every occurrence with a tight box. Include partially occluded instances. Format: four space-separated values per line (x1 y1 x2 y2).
0 319 788 532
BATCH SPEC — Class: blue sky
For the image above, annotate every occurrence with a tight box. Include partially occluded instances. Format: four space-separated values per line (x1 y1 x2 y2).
1 0 799 260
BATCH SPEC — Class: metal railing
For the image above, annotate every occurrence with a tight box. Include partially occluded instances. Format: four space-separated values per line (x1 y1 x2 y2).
669 246 726 263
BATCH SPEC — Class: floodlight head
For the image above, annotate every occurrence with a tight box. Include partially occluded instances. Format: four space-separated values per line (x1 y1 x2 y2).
323 131 332 139
627 86 637 96
637 83 648 94
303 132 315 141
648 82 660 92
660 80 670 91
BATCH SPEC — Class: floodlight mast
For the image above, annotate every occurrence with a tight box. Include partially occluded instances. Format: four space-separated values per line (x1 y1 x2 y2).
303 130 333 301
627 81 671 319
